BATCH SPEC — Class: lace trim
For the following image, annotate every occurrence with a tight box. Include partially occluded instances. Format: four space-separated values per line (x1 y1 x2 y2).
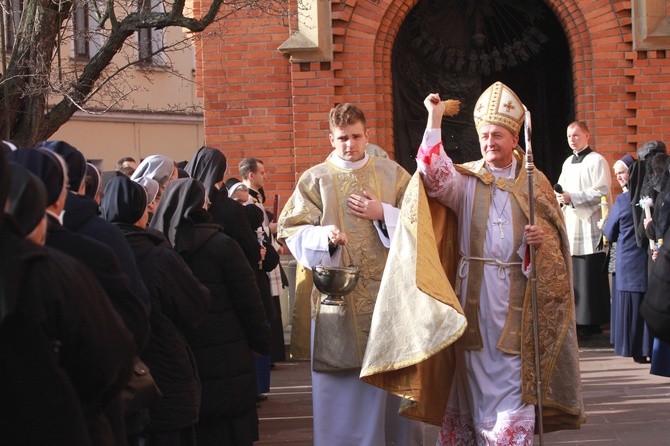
437 408 476 446
438 408 535 446
420 151 459 198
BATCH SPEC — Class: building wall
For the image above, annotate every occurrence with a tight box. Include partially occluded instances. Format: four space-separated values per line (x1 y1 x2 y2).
196 0 670 203
49 22 204 170
52 113 204 171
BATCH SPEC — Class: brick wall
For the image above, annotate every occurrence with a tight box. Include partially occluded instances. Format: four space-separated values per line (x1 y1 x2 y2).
196 0 670 204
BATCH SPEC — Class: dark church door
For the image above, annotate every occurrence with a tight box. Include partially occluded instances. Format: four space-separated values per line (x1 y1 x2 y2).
392 0 573 184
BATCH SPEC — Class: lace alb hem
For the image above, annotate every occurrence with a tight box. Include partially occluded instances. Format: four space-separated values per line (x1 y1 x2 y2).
437 407 535 446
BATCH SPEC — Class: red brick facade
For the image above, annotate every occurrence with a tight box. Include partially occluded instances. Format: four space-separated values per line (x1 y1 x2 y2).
194 0 670 202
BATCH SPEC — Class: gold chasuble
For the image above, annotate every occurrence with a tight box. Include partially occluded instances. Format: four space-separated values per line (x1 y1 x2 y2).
361 151 585 432
278 154 410 370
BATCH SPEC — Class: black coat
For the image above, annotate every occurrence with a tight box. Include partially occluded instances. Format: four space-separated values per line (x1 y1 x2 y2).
63 192 152 311
208 188 262 269
183 147 261 269
46 214 149 349
0 229 136 446
117 224 211 431
641 225 670 343
181 223 271 422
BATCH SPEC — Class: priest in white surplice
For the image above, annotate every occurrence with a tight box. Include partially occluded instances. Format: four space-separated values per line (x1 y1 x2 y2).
361 82 584 446
277 103 424 445
556 121 611 338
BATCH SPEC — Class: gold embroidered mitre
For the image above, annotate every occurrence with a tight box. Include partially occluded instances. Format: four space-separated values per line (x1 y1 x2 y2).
473 81 525 135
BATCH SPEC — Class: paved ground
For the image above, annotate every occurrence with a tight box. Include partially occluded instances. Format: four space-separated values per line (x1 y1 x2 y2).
256 333 670 445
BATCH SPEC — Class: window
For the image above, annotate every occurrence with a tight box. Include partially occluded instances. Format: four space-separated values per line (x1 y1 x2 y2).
73 1 90 58
2 0 23 52
137 0 166 66
70 0 104 60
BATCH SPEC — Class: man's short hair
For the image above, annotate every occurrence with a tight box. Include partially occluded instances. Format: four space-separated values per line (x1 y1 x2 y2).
239 157 263 180
329 103 366 129
115 156 136 170
568 121 589 133
117 165 135 177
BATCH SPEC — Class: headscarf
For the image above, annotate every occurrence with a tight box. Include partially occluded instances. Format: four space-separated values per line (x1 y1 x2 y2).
38 141 87 192
134 176 159 204
227 181 248 198
637 140 666 161
184 146 227 194
101 175 148 225
8 148 67 207
224 177 241 191
149 178 211 252
6 162 47 237
641 153 670 198
613 154 635 174
84 163 101 200
131 155 176 187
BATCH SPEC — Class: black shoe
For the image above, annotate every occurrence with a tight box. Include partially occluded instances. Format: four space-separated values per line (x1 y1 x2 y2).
633 356 651 364
577 325 602 339
577 326 591 340
257 394 268 402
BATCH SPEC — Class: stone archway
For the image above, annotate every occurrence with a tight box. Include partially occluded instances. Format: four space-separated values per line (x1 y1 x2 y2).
391 0 572 183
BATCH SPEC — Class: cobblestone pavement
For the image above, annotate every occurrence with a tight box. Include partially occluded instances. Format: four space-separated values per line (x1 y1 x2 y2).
257 333 670 445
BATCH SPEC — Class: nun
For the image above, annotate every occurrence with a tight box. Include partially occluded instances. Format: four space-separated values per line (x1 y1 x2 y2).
6 162 48 245
602 155 653 362
39 141 152 314
1 155 135 446
150 178 270 446
102 175 211 445
9 147 149 350
184 146 262 269
131 154 179 199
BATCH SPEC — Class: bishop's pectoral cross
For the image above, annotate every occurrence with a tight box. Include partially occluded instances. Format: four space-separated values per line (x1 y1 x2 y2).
492 216 509 239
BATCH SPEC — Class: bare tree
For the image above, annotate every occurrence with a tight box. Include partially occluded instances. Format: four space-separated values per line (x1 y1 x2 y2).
0 0 286 145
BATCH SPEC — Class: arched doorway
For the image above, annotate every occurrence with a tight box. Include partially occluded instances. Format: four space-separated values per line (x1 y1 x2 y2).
392 0 572 183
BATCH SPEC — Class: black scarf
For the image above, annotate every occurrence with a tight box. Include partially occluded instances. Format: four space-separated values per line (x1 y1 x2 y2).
149 178 215 254
184 146 227 195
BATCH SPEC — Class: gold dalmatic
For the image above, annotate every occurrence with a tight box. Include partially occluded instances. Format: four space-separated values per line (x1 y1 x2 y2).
278 155 410 370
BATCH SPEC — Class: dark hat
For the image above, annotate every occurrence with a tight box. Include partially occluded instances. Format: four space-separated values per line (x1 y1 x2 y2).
620 154 635 168
38 141 87 192
8 148 66 207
